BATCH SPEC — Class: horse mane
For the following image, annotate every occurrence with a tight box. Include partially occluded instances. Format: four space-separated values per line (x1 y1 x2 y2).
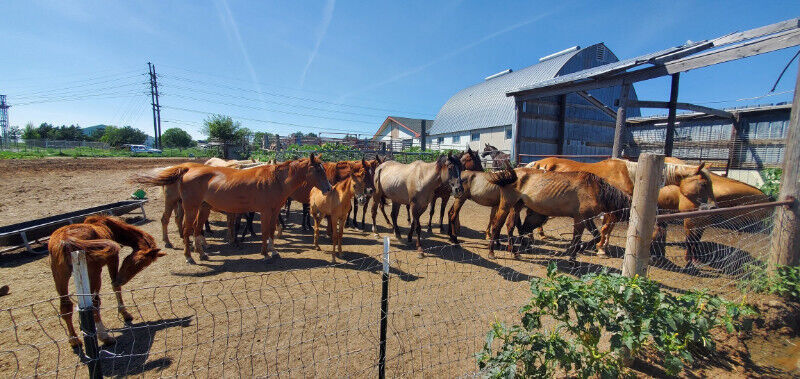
610 157 711 186
579 172 632 218
488 167 517 186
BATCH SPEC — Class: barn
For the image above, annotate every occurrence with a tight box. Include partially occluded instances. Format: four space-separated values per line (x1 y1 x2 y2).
371 116 433 150
427 43 640 163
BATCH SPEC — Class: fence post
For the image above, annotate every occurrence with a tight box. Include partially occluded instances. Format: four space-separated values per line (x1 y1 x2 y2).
622 153 664 277
378 237 390 379
769 62 800 269
71 250 103 379
612 82 631 159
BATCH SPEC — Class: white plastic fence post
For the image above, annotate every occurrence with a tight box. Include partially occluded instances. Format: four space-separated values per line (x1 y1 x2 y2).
71 250 103 379
622 153 664 278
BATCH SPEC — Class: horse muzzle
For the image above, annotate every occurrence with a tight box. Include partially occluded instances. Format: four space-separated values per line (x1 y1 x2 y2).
698 202 717 211
451 186 465 198
356 195 368 205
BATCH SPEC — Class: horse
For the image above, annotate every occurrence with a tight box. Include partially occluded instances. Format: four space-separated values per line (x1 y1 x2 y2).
487 164 631 260
285 158 375 231
49 215 164 347
347 157 382 230
310 167 369 261
423 148 484 235
481 143 510 170
132 154 331 263
371 153 464 255
653 157 770 267
525 157 716 256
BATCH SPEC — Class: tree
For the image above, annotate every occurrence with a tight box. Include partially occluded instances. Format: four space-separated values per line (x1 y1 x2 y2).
202 114 249 143
8 126 21 142
21 123 38 139
101 125 148 147
161 127 195 149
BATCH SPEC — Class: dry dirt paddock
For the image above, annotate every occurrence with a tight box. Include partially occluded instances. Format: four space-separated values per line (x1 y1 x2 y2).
0 158 777 377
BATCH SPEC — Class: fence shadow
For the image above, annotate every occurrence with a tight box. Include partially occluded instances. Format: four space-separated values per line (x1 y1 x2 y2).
98 316 193 376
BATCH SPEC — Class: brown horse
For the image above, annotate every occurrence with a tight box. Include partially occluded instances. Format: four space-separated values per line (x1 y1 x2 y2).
527 157 716 256
132 154 331 263
488 164 631 260
49 215 164 347
424 148 484 234
481 143 510 170
654 157 770 266
310 167 369 261
372 154 464 254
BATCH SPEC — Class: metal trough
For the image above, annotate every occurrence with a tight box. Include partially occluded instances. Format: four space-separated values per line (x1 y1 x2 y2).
0 199 148 253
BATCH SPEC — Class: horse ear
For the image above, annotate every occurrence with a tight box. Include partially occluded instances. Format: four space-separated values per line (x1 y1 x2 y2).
467 146 472 153
696 162 707 173
309 152 315 161
504 161 513 172
447 151 453 159
485 143 489 147
362 157 367 167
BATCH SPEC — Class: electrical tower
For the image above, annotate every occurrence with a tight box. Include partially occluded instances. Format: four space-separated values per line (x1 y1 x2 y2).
0 95 9 148
148 62 162 148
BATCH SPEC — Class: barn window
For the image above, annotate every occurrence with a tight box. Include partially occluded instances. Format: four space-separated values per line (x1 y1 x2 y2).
471 132 480 141
452 135 460 143
505 128 512 139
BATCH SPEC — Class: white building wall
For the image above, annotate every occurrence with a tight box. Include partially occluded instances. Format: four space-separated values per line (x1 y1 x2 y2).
374 121 415 143
429 125 512 152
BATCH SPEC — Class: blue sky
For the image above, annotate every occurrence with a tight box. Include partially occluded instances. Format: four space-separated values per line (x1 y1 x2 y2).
2 1 799 139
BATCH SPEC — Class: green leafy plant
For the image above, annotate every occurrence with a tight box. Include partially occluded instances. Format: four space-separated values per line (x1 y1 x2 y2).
739 262 800 303
759 168 782 198
477 263 754 378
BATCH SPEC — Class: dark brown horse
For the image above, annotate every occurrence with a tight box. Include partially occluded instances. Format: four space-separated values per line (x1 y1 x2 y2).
49 215 164 347
481 143 510 170
426 148 484 234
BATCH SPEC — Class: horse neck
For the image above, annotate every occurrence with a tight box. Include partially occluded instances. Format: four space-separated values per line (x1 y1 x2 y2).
663 163 700 186
339 177 356 202
104 219 153 250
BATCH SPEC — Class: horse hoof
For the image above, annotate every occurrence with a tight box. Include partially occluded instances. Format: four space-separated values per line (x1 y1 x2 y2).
164 242 173 249
596 249 608 258
69 336 83 348
99 335 117 345
488 253 496 260
185 257 196 265
418 250 425 258
199 255 210 261
514 253 521 260
272 253 281 260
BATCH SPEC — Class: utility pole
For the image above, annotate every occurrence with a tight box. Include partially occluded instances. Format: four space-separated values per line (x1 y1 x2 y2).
147 62 162 148
0 95 9 149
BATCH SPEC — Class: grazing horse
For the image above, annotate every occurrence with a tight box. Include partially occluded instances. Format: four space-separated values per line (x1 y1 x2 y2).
310 167 369 261
654 157 770 267
132 154 331 263
49 215 164 347
426 148 484 234
525 157 716 256
488 164 631 260
481 143 510 170
372 154 464 254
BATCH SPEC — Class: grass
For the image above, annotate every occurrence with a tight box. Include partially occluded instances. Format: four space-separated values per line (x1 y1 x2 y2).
0 147 215 159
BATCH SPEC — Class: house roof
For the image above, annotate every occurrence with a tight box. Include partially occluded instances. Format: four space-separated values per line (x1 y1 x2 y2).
429 43 618 135
372 116 434 139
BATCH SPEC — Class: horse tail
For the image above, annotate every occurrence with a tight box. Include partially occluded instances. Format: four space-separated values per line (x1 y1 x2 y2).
585 173 631 220
130 164 191 186
60 236 122 261
488 167 517 187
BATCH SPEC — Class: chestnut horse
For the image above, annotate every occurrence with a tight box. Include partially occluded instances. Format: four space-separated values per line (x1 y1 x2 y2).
653 157 770 267
372 154 464 254
425 148 484 234
310 167 369 261
49 215 164 347
132 154 331 263
488 164 631 260
526 157 716 256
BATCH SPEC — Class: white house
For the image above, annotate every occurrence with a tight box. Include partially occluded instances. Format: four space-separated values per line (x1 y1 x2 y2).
371 116 433 150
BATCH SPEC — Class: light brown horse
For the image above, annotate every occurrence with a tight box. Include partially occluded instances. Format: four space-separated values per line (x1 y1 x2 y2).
372 154 464 254
488 165 631 260
310 167 369 261
132 154 331 263
653 157 770 266
49 215 164 347
424 148 484 235
527 157 716 256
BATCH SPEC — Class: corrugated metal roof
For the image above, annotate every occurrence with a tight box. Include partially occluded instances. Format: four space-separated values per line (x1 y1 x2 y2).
429 43 610 135
372 116 434 139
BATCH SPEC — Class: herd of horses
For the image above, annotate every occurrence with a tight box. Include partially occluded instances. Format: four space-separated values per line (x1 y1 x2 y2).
47 149 770 347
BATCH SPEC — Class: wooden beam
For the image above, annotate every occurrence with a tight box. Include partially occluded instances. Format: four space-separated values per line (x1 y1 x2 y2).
557 95 567 155
624 100 735 118
665 74 680 157
612 82 631 158
725 116 741 176
712 18 800 46
512 100 521 163
576 91 617 119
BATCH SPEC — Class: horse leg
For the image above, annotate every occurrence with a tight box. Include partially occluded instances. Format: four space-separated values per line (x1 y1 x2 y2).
651 221 667 260
284 199 292 226
448 199 465 243
488 203 512 259
427 197 436 234
313 213 322 251
487 205 498 241
53 265 81 347
181 201 202 264
390 202 402 240
88 266 115 345
438 194 449 234
405 204 411 225
371 197 380 236
505 203 523 259
337 215 346 257
595 214 614 257
225 213 236 244
246 212 256 239
360 196 370 231
303 203 312 231
194 206 211 260
259 209 278 260
567 221 587 261
105 255 133 324
684 220 705 268
162 196 177 249
411 201 425 256
348 198 358 228
586 218 603 253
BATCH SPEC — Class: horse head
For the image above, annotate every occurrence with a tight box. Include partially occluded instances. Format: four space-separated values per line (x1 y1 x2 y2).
350 167 369 205
438 152 465 198
358 157 375 196
481 143 496 158
462 147 484 171
113 247 166 287
676 162 717 210
306 153 333 194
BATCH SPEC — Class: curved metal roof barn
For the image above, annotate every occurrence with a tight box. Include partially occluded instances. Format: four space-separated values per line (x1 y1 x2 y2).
429 43 640 162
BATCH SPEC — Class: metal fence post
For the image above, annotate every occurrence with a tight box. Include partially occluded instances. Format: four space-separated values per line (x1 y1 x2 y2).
622 153 664 277
378 237 390 379
71 250 103 379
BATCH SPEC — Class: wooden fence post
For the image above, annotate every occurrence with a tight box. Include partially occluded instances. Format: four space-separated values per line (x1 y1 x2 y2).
71 250 103 379
769 62 800 269
622 153 664 277
612 82 632 158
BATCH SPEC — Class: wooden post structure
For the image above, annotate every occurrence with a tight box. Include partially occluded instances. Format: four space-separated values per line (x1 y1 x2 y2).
612 82 631 158
71 250 103 379
420 120 427 152
769 62 800 269
664 73 680 157
556 94 567 155
622 153 664 277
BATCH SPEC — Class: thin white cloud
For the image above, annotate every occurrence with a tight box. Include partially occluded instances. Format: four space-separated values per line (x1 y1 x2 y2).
299 0 336 88
343 12 553 98
214 0 266 104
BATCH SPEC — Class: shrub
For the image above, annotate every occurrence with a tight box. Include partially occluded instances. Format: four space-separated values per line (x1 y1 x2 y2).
759 168 782 198
739 262 800 303
477 264 754 378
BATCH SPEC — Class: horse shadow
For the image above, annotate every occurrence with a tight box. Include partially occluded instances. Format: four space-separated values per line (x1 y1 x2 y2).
413 240 534 283
80 316 194 376
0 247 49 268
651 240 760 278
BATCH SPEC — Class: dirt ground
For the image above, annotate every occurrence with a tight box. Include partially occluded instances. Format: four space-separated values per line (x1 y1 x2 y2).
0 158 795 377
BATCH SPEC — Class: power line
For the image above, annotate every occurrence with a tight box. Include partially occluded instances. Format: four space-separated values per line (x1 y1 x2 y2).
12 92 145 106
11 74 146 98
12 81 147 101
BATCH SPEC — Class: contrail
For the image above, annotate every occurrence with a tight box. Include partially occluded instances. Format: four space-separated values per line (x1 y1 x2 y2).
215 0 266 105
300 0 336 88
